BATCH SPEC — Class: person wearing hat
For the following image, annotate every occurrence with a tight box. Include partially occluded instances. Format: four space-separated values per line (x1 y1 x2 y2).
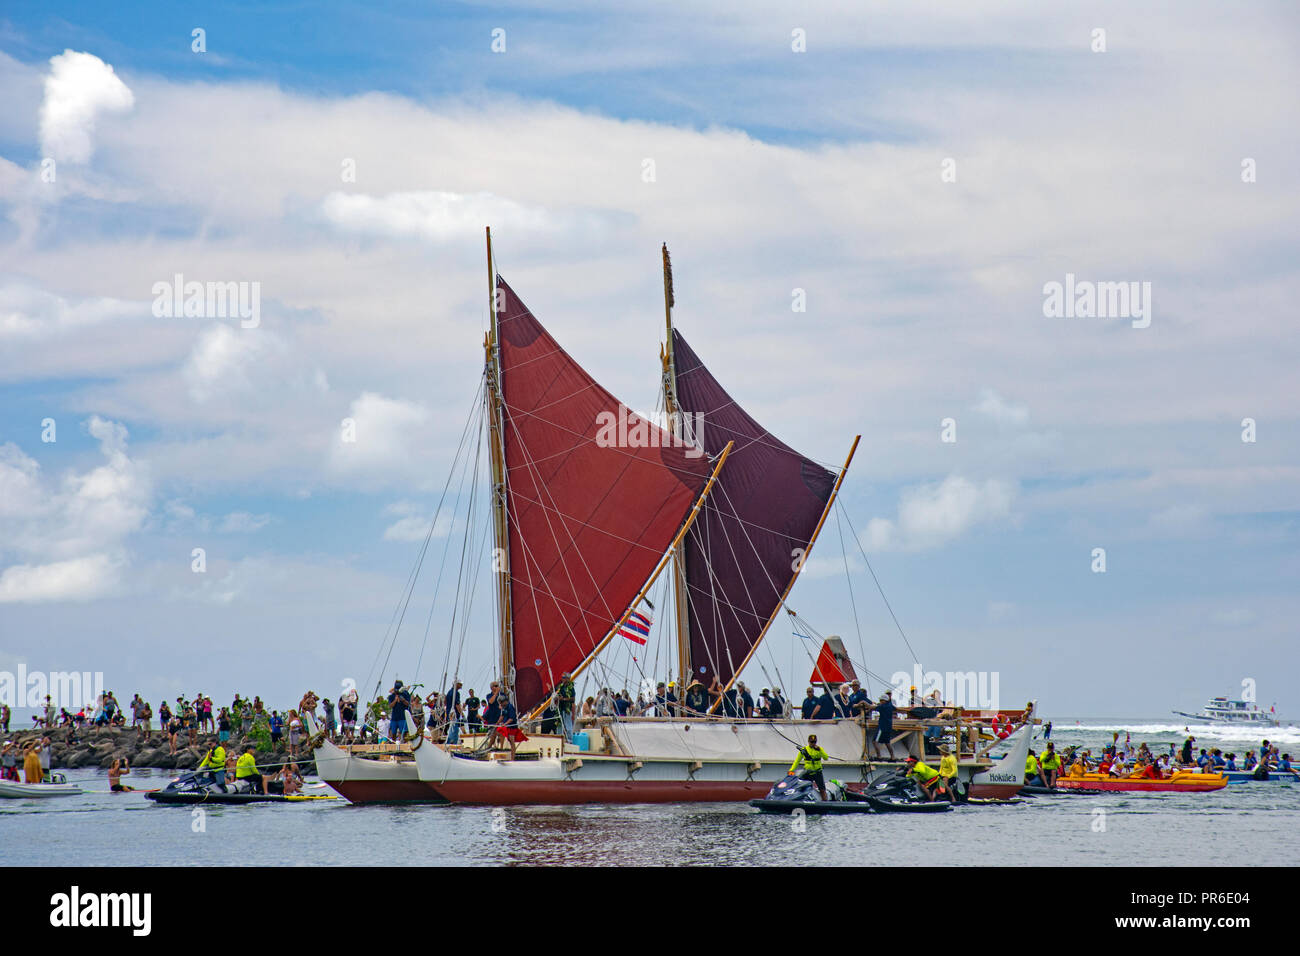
789 734 831 801
937 745 958 803
1039 741 1062 787
847 680 870 719
683 680 709 716
387 680 411 743
905 755 943 800
867 691 898 759
555 673 576 740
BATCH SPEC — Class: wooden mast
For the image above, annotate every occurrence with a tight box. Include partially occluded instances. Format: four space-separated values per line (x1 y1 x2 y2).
708 434 862 713
660 242 693 693
484 226 514 692
525 439 735 722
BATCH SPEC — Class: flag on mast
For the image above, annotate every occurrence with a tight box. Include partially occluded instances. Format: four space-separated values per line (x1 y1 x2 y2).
620 609 653 645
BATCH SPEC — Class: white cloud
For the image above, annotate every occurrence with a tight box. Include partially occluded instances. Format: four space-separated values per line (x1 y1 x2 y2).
0 417 150 602
383 512 452 542
320 190 571 242
218 511 272 534
39 50 134 164
0 553 122 604
328 392 431 478
866 475 1017 552
972 388 1029 427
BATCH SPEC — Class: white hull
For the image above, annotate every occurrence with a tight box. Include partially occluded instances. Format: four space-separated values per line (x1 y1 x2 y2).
0 780 83 798
413 718 1032 805
313 737 439 803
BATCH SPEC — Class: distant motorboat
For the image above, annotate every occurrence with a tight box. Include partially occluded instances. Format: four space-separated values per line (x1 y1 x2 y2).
1172 697 1280 727
0 773 83 798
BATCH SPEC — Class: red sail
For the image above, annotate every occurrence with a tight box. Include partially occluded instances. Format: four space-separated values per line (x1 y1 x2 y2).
672 330 837 689
498 280 711 714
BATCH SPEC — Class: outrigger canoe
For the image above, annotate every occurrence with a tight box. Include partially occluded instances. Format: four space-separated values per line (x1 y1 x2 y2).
1054 771 1227 793
1224 769 1299 784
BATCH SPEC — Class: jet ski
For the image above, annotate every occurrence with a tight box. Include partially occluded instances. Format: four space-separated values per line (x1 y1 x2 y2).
749 767 951 814
145 770 335 805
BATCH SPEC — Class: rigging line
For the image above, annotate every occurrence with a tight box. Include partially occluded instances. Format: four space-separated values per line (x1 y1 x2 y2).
500 412 615 694
499 402 706 482
440 411 487 695
837 498 921 666
685 476 804 690
789 610 892 688
437 399 487 693
505 491 690 557
363 375 485 699
417 380 487 683
834 498 870 696
503 396 702 699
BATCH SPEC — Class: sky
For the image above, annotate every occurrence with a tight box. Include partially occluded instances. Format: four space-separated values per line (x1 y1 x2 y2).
1 1 1297 722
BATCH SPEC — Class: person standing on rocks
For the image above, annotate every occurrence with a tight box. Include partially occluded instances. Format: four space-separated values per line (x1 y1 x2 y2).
167 710 181 755
140 700 152 742
323 697 336 742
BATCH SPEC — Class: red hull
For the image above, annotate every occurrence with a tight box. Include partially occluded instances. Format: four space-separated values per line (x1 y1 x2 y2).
431 779 772 806
968 782 1022 800
325 779 447 804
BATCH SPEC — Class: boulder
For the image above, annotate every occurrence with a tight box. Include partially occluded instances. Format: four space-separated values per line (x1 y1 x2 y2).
173 751 197 769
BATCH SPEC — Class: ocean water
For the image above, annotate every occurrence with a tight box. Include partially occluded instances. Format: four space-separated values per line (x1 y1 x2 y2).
4 720 1297 866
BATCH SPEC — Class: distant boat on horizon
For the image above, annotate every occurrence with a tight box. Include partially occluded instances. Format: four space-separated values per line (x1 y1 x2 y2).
1172 696 1281 727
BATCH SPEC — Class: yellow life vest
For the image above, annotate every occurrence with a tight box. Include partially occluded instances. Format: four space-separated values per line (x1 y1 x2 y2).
1041 751 1061 769
1026 755 1040 775
791 746 829 773
939 754 957 778
235 753 258 778
909 760 941 783
198 745 226 770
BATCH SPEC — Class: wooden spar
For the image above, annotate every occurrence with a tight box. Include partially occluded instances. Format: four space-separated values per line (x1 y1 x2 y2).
660 242 693 690
484 226 515 693
524 439 735 723
708 434 861 714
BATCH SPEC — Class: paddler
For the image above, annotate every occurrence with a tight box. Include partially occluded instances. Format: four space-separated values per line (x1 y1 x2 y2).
905 755 943 801
1039 742 1062 787
197 739 228 791
790 734 831 801
1025 748 1044 788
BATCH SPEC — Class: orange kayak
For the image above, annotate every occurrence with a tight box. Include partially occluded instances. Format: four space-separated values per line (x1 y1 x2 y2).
1054 771 1227 793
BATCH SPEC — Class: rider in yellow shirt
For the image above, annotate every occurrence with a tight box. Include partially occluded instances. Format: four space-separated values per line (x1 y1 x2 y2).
790 734 831 801
905 755 943 800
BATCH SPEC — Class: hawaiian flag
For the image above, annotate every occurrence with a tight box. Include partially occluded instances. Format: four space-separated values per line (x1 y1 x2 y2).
619 609 653 645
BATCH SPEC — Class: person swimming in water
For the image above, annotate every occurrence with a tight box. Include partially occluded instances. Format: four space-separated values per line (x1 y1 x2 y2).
108 755 134 792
